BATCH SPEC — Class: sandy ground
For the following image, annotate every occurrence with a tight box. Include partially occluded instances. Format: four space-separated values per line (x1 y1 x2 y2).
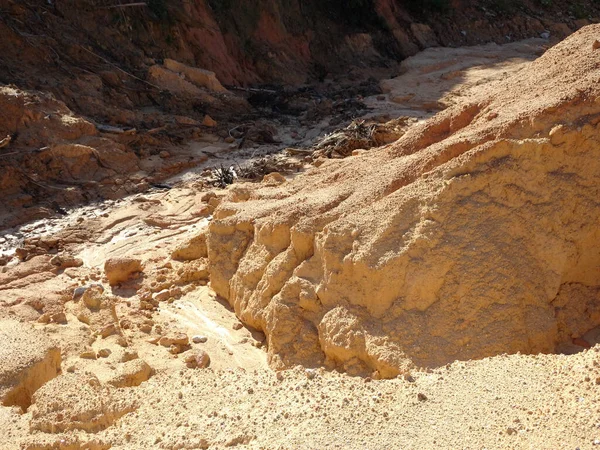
3 37 600 449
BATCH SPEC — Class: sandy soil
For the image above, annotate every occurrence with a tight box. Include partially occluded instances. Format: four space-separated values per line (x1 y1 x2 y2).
2 36 600 450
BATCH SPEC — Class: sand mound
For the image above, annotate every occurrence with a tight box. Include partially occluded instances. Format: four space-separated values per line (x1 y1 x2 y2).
0 320 61 410
208 25 600 377
29 373 136 433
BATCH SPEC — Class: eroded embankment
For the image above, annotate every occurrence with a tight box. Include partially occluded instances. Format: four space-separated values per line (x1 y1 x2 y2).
207 25 600 378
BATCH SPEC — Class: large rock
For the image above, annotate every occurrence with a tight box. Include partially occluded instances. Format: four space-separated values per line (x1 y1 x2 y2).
163 59 228 93
207 26 600 377
0 320 61 410
104 257 142 286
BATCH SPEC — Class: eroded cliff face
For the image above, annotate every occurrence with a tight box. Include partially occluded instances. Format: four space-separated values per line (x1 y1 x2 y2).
208 25 600 377
1 0 596 95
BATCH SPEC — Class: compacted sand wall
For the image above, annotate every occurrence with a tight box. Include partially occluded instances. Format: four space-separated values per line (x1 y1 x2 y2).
208 26 600 377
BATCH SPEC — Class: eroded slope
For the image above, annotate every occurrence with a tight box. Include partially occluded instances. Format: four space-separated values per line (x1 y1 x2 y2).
208 25 600 377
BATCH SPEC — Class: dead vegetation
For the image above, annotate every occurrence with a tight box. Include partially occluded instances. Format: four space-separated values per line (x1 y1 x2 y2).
286 116 415 159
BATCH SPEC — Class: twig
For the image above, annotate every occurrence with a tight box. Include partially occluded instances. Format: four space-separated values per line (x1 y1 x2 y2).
102 2 147 9
0 135 11 149
79 46 161 90
227 86 278 94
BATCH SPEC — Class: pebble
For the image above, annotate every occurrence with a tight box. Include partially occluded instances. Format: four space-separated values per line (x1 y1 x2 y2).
232 322 243 330
153 289 171 302
97 348 112 358
192 335 208 344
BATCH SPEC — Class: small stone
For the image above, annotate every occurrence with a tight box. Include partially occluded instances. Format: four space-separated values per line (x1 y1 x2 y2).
159 150 171 159
97 349 112 358
169 344 183 355
100 324 117 338
202 115 217 127
506 427 517 436
305 369 317 380
73 283 104 301
159 333 189 347
80 350 97 360
594 40 600 50
232 322 243 331
121 350 139 362
51 312 67 324
192 335 208 344
417 393 428 401
276 372 284 381
224 136 235 143
153 289 171 302
313 158 327 168
376 95 385 101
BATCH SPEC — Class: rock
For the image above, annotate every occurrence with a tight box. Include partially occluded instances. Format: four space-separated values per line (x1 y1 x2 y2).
120 350 139 362
417 393 428 402
153 289 171 302
594 40 600 50
313 157 327 167
0 320 61 410
192 335 208 344
232 322 243 331
159 333 189 347
73 283 104 300
163 59 228 93
97 348 112 358
104 257 142 286
108 360 153 388
148 65 207 98
206 26 600 377
99 323 117 339
171 231 208 261
80 350 97 359
225 136 236 143
169 344 183 355
184 350 211 369
50 253 83 268
82 285 104 309
29 373 136 433
159 150 171 159
202 115 217 128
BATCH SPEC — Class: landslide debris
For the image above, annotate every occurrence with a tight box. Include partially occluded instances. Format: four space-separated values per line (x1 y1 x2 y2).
208 25 600 377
